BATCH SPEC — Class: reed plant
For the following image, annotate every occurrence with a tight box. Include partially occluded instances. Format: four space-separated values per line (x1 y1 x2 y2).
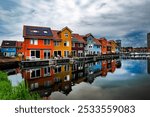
0 71 40 100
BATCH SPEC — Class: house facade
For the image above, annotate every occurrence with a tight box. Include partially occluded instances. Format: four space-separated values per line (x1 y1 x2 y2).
1 40 17 57
52 27 72 58
72 34 86 57
93 38 101 55
99 38 108 55
23 25 54 60
84 33 96 56
108 40 117 54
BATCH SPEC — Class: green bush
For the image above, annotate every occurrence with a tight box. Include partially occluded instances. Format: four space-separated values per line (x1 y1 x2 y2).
0 71 40 100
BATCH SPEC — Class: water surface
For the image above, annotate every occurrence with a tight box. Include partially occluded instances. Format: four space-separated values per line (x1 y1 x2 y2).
7 59 150 100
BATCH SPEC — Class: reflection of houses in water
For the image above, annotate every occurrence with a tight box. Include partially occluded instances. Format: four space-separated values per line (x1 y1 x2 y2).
22 60 121 98
148 59 150 74
22 64 73 98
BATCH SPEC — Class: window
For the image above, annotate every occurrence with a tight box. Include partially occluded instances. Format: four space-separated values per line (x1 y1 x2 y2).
64 33 68 38
64 51 69 57
64 41 69 46
89 46 92 48
54 67 61 73
64 65 69 71
72 50 76 57
31 69 41 78
54 51 61 57
44 39 50 45
44 67 50 76
79 43 83 47
30 39 38 45
30 83 39 90
54 41 60 46
64 75 70 81
31 50 40 58
72 42 75 47
44 81 50 87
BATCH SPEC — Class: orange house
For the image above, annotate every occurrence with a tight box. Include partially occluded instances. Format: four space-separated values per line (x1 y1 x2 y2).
99 38 108 55
52 27 72 58
108 40 117 54
23 25 54 60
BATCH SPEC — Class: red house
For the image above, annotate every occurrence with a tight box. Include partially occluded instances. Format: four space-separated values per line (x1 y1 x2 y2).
23 25 54 60
72 34 86 57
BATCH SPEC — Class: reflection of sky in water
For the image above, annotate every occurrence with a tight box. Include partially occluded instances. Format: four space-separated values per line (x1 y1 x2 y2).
51 60 150 100
8 74 23 86
122 60 147 74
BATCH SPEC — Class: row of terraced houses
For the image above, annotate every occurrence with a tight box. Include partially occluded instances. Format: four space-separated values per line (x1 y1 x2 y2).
0 25 121 60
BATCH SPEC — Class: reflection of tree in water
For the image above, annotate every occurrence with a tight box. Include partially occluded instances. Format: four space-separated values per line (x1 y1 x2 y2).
21 59 121 99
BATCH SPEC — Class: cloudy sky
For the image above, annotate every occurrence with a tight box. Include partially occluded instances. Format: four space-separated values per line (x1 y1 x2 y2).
0 0 150 47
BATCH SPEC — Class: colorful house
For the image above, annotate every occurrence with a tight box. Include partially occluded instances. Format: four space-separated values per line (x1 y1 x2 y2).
108 40 117 54
23 25 54 60
93 38 101 55
72 34 86 57
52 27 72 58
1 40 17 57
99 38 107 55
84 33 101 56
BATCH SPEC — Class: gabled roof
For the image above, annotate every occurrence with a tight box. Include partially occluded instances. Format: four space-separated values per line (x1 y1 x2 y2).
23 25 53 39
84 33 94 38
61 26 72 32
1 40 17 47
94 38 101 45
72 34 86 44
51 30 62 41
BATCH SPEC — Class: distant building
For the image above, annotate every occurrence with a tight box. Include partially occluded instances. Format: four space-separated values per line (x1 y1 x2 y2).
147 33 150 48
1 40 17 57
115 40 121 53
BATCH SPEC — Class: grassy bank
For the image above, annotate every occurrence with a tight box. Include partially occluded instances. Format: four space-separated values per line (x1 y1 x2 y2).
0 71 40 100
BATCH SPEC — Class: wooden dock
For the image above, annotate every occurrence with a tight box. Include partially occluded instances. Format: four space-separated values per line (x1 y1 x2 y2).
0 54 120 69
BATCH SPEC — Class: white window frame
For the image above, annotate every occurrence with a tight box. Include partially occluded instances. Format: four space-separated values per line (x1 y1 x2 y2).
30 69 41 79
64 33 68 38
30 39 38 45
44 39 50 45
72 42 75 47
54 41 60 46
30 50 40 59
64 41 69 47
44 67 51 76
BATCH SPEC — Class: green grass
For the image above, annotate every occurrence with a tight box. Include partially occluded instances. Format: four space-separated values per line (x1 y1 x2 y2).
0 71 40 100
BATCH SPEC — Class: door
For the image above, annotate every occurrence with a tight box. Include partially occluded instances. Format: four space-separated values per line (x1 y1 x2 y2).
44 50 50 59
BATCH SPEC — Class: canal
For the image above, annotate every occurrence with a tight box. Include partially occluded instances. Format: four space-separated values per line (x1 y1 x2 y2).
6 59 150 100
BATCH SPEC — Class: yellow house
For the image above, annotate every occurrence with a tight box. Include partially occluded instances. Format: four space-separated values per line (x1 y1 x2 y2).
109 40 117 54
52 27 72 58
